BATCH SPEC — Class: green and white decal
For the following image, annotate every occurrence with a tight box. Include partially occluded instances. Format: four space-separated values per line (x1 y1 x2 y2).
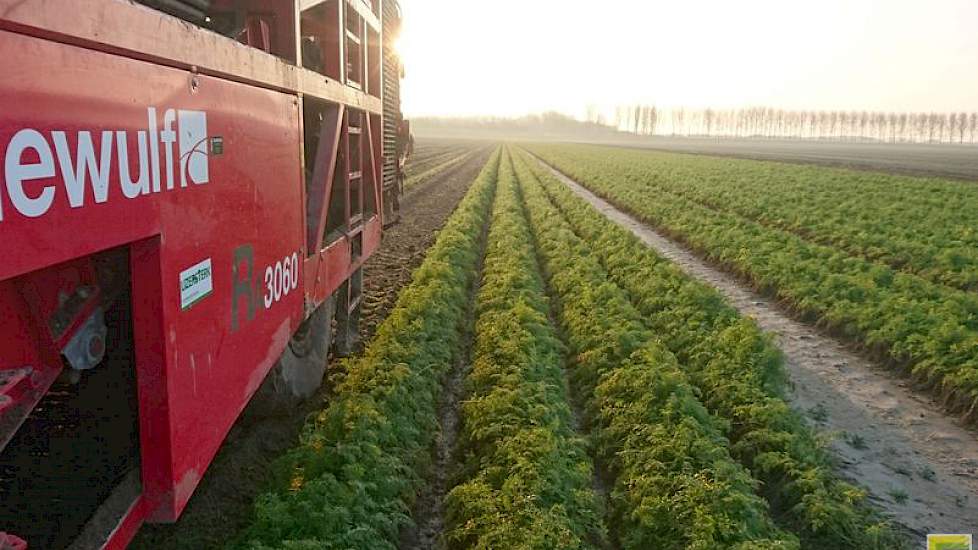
180 258 213 310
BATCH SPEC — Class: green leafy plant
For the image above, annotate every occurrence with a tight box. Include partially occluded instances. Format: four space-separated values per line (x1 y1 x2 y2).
515 149 798 549
233 149 501 549
444 150 605 549
514 148 906 549
888 488 910 504
525 143 978 428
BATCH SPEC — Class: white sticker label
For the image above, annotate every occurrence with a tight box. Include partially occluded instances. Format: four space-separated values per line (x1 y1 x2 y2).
180 258 213 310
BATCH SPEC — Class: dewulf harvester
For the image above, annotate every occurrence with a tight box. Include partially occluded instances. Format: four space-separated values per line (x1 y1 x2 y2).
0 0 407 547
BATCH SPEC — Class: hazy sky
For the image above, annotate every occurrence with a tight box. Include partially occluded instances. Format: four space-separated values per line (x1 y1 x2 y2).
397 0 978 119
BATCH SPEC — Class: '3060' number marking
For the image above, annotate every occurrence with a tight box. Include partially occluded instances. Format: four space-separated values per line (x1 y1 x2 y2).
263 253 299 309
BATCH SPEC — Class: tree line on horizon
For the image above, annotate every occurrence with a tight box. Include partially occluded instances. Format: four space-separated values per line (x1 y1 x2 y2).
595 105 978 144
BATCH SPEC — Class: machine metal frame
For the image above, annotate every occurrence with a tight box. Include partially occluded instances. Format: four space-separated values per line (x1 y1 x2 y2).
0 0 401 547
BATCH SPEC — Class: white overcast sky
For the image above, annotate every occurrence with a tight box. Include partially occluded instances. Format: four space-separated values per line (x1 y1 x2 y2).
397 0 978 118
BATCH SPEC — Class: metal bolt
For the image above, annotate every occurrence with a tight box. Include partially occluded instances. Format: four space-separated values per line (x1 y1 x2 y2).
88 333 106 360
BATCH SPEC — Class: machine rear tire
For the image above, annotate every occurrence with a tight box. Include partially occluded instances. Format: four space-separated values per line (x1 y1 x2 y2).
251 296 335 416
335 269 362 357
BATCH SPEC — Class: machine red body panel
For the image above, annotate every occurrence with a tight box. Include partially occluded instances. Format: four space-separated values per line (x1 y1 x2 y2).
0 0 393 546
1 29 308 519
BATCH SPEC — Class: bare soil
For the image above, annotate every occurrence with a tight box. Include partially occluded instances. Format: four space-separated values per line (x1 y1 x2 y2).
399 349 469 550
131 147 490 550
360 147 491 337
535 157 978 543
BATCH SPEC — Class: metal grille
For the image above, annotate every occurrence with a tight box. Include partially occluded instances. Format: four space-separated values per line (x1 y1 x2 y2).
381 0 401 193
135 0 210 24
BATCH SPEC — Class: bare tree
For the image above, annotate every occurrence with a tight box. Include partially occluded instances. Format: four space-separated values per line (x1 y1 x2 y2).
670 107 685 136
703 108 715 137
585 104 600 125
617 105 972 145
915 112 928 143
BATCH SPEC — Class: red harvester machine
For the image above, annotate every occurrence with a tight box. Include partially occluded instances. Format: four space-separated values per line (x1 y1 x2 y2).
0 0 406 547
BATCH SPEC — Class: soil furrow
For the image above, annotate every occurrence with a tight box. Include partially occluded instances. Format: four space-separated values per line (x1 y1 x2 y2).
401 342 469 549
532 155 978 541
513 166 617 550
398 152 496 550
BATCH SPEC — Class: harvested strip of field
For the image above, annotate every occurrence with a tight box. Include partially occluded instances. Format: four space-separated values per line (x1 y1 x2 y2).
443 150 605 548
406 149 482 190
404 150 459 175
405 145 472 177
527 151 978 541
513 149 903 548
231 149 500 549
515 148 798 549
360 148 493 341
527 144 978 425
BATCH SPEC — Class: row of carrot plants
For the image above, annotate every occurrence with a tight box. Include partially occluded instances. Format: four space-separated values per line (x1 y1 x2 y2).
529 144 978 290
513 148 799 549
444 151 605 548
513 149 903 549
234 150 500 549
526 144 978 423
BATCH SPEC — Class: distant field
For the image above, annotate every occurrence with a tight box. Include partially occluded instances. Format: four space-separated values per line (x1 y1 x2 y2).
593 137 978 181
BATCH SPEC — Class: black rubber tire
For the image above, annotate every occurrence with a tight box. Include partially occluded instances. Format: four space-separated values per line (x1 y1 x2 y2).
334 270 362 357
250 297 334 416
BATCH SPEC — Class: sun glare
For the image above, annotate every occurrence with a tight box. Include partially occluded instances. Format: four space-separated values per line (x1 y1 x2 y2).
390 34 408 66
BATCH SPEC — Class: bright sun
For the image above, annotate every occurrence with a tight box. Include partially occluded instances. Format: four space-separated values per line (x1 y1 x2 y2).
391 34 408 65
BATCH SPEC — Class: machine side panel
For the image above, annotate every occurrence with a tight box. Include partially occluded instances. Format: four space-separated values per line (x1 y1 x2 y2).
0 30 306 520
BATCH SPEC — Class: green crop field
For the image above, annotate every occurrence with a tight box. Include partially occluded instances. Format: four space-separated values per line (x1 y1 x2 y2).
526 143 978 424
230 146 924 549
